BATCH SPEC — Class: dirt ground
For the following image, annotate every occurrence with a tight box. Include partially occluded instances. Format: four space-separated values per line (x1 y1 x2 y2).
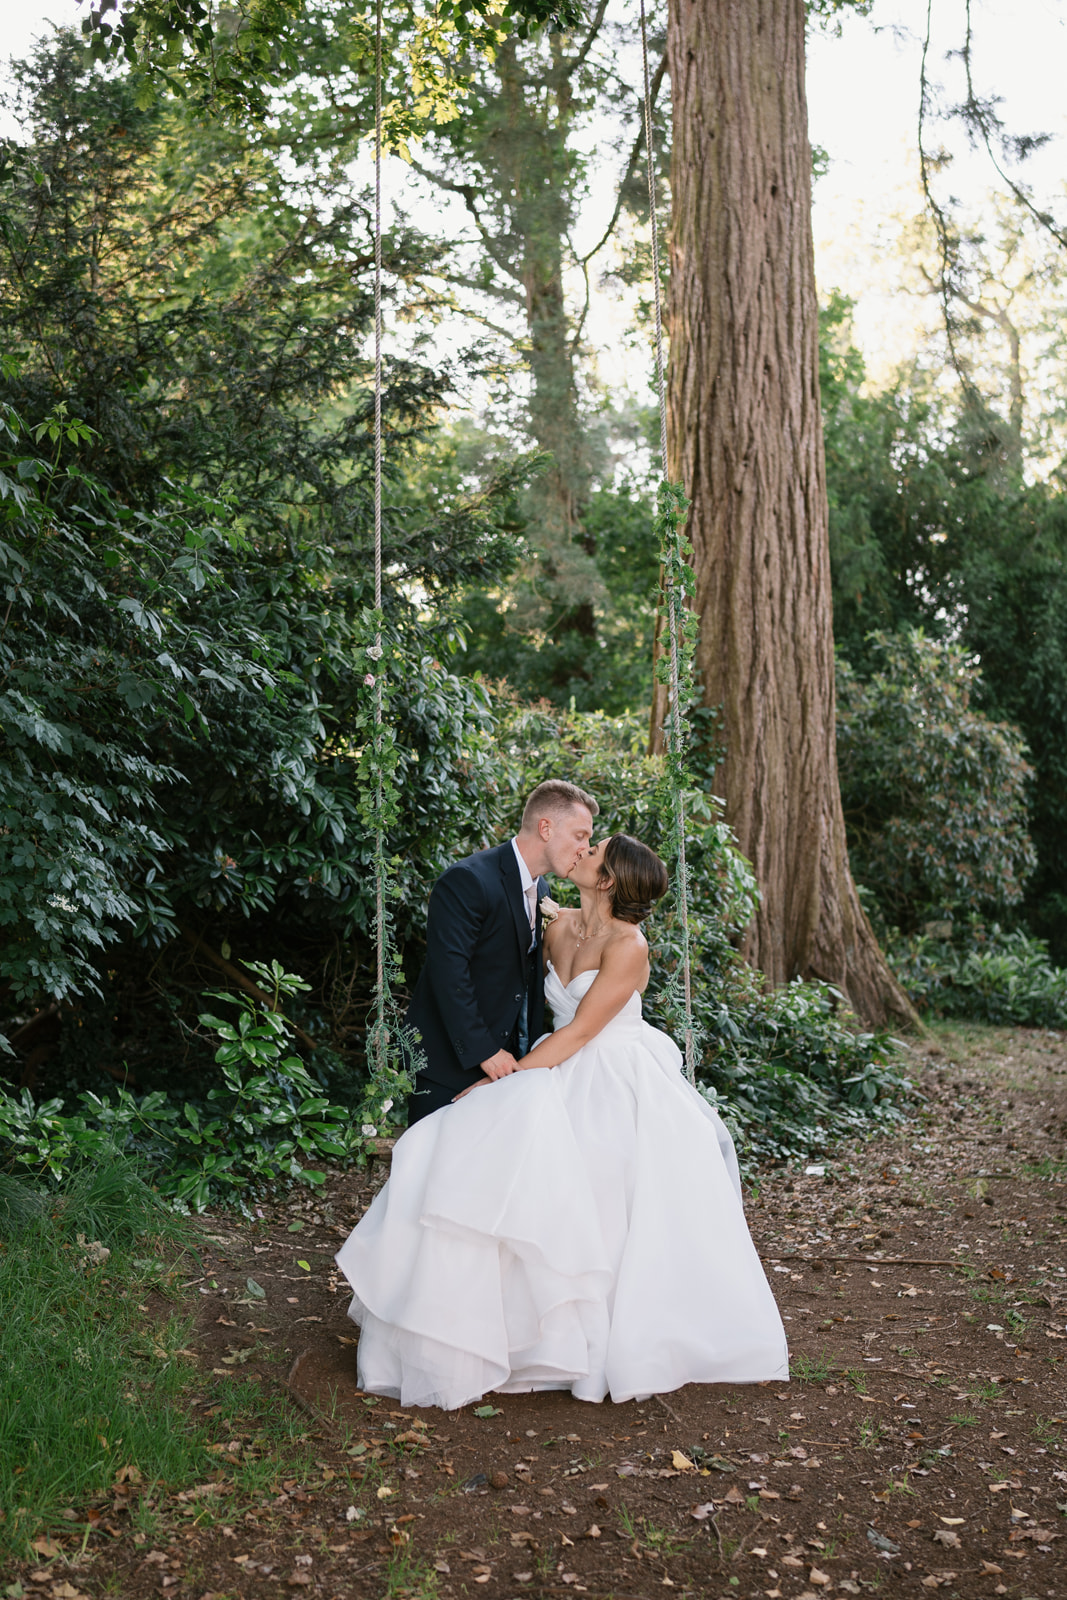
8 1020 1067 1600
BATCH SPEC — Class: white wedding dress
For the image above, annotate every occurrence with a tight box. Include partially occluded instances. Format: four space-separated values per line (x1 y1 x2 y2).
335 963 788 1408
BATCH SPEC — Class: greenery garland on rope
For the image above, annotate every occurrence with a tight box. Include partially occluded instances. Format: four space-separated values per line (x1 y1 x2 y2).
640 0 701 1084
357 0 419 1136
355 0 703 1112
652 482 702 1084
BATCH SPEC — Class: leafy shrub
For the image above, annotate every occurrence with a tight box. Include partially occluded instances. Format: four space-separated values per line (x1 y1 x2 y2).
0 38 527 1064
889 922 1067 1028
497 698 913 1169
0 1158 195 1556
0 1154 324 1560
2 698 914 1192
0 964 366 1212
694 977 912 1167
837 629 1036 934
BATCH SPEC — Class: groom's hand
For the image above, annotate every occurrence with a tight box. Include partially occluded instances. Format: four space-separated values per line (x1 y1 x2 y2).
480 1048 518 1080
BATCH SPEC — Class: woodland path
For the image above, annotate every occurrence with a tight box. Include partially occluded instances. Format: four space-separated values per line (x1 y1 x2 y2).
23 1022 1067 1600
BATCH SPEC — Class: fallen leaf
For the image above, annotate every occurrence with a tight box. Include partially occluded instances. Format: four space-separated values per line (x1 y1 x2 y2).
29 1538 60 1558
938 1516 965 1526
585 1524 601 1538
376 1486 394 1500
932 1530 961 1549
809 1570 831 1586
690 1503 717 1522
980 1561 1004 1575
671 1450 695 1471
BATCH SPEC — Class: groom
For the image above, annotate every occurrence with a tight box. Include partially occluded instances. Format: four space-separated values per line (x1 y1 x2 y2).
404 780 599 1125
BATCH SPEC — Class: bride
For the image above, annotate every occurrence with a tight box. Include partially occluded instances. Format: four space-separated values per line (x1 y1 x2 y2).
335 833 788 1408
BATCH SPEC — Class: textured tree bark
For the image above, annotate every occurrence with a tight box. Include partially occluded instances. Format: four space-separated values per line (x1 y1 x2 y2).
661 0 915 1026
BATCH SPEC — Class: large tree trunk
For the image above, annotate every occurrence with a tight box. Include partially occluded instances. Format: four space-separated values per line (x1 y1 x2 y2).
661 0 914 1027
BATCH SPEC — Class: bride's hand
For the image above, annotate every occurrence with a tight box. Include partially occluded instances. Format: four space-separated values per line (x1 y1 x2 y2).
452 1076 492 1102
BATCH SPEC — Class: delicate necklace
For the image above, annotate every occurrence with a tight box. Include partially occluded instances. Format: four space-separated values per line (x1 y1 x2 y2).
575 921 610 950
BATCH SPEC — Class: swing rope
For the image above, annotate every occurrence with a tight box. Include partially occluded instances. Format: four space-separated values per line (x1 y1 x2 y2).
371 0 386 1083
639 0 697 1087
365 3 695 1095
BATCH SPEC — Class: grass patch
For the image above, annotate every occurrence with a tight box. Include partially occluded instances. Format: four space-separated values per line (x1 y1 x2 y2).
0 1156 317 1561
790 1352 833 1384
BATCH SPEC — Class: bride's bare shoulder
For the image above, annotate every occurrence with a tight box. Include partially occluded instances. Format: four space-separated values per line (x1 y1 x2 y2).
544 908 578 947
600 921 648 969
609 920 648 954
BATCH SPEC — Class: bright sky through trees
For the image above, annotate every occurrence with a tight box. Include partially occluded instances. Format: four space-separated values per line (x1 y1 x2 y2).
2 0 1065 390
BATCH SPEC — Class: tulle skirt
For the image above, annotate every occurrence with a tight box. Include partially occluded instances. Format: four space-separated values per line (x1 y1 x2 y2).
335 1015 788 1409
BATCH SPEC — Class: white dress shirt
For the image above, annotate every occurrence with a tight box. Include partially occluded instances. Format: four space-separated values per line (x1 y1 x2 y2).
511 836 537 934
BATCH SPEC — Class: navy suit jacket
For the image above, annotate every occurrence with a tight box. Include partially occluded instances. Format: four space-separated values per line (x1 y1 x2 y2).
404 842 548 1094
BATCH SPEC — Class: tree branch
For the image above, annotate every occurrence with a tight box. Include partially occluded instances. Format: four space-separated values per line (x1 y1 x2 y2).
576 50 667 268
559 0 610 78
406 155 518 279
179 923 318 1052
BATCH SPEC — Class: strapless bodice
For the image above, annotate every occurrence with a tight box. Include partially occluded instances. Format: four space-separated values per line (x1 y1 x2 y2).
545 961 643 1028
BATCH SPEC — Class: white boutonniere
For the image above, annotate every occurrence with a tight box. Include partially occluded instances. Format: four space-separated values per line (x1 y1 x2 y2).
539 895 561 923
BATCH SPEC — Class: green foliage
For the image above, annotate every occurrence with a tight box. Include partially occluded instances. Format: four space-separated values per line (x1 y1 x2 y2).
0 392 280 1003
0 965 364 1211
0 1159 198 1558
80 0 589 123
0 40 529 1055
498 700 912 1169
694 978 911 1167
453 455 662 711
888 922 1067 1028
0 1154 328 1561
821 294 1067 958
837 630 1036 934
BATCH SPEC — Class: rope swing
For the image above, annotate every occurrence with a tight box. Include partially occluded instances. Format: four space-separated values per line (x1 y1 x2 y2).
364 0 414 1114
639 0 698 1087
363 2 698 1097
371 0 386 1081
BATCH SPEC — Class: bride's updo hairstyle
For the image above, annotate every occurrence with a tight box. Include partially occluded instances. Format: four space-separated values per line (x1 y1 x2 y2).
599 834 669 925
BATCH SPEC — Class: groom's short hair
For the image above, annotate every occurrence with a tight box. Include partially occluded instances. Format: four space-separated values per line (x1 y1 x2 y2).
521 780 599 832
